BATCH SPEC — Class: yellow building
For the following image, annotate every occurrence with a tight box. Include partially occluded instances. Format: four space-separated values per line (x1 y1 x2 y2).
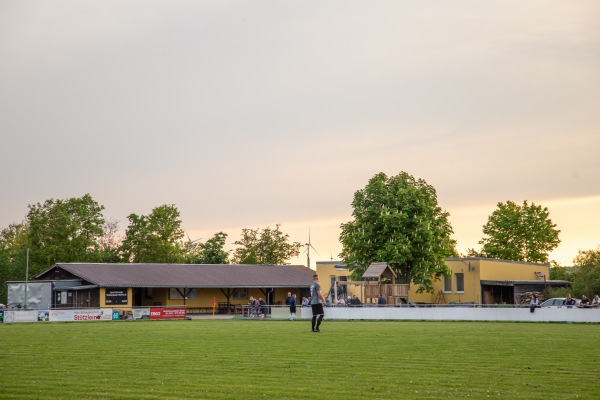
315 261 361 303
317 258 568 305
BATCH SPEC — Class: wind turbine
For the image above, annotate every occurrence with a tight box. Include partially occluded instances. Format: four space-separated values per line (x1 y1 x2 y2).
304 228 319 269
183 229 202 262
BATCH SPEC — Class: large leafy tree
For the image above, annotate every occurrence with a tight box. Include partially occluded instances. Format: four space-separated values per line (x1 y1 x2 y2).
27 194 106 274
339 172 455 293
478 200 560 263
120 204 186 263
188 232 230 264
232 224 302 265
0 222 29 302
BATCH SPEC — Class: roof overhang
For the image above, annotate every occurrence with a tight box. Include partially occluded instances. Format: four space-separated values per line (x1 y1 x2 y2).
54 285 99 291
481 280 570 287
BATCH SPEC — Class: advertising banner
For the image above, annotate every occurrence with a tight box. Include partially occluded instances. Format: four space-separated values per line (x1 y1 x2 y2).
49 309 75 322
49 309 114 322
74 309 113 321
149 307 186 320
3 310 38 323
133 308 150 320
37 310 50 321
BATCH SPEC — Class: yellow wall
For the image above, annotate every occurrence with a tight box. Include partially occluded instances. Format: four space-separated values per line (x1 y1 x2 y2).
319 258 551 305
143 288 301 308
315 261 364 302
411 258 550 303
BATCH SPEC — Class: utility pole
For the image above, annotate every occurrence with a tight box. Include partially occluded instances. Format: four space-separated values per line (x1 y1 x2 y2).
25 248 29 309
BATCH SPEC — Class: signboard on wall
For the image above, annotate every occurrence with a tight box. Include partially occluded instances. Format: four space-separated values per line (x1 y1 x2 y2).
48 309 114 322
105 288 128 305
149 307 186 320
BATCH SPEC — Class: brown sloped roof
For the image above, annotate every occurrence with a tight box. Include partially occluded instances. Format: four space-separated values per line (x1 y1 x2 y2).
362 262 397 280
34 263 315 288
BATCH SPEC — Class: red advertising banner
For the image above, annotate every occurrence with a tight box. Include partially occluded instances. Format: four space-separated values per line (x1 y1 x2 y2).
149 307 186 320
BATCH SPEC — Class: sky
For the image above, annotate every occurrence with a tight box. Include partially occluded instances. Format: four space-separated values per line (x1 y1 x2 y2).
1 1 599 268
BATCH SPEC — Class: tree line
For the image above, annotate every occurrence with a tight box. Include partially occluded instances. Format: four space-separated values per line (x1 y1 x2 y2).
2 171 599 303
0 194 301 302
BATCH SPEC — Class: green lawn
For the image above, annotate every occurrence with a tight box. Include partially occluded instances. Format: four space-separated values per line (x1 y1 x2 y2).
0 320 598 399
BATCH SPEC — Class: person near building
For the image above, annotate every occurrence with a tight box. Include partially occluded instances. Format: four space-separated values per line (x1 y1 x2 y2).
288 294 297 321
564 294 576 308
529 294 539 313
591 294 600 308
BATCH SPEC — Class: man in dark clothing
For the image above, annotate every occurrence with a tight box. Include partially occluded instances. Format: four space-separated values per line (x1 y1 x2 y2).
378 294 387 306
285 292 292 305
580 295 591 308
259 298 268 317
289 294 297 321
310 275 326 332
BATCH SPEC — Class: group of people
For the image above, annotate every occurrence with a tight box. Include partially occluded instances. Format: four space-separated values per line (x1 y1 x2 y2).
530 293 600 312
248 296 268 318
578 293 600 308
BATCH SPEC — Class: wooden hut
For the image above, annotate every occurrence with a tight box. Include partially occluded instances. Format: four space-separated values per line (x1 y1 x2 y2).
362 262 409 304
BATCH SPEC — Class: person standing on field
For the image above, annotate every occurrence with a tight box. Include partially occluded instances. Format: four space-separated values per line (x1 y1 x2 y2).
289 294 297 321
310 274 326 332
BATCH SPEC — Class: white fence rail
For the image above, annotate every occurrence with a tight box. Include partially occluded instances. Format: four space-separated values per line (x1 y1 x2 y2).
285 305 600 323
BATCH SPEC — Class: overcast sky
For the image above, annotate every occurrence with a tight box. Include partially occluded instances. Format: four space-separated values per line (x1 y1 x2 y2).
1 1 599 267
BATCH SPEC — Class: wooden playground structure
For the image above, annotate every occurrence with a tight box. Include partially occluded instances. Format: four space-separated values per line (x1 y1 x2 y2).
328 262 410 305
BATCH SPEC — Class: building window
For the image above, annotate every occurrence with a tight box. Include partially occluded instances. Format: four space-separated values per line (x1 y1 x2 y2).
443 275 452 293
232 288 248 300
455 273 464 293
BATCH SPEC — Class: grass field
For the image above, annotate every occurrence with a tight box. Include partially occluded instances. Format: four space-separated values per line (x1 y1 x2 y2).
0 319 598 399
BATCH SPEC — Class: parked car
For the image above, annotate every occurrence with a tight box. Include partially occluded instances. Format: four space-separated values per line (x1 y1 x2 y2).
541 297 581 308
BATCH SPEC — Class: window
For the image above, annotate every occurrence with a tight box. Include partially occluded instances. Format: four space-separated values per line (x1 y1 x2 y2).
443 275 452 293
455 273 464 292
232 288 248 300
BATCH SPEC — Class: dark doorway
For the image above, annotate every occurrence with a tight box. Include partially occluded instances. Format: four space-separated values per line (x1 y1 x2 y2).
481 284 514 304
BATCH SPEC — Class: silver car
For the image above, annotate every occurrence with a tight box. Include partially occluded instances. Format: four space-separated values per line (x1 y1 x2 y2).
541 297 581 308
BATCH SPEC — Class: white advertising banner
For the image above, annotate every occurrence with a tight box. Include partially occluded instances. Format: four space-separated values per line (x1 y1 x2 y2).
49 309 75 321
3 310 38 323
133 308 150 320
49 309 114 322
75 309 113 321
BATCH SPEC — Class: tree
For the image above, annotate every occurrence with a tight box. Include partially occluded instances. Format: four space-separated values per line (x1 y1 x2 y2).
27 194 106 274
190 232 230 264
339 172 455 293
96 218 122 263
547 245 600 299
478 200 560 263
569 246 600 297
232 224 302 265
119 204 186 263
0 222 29 302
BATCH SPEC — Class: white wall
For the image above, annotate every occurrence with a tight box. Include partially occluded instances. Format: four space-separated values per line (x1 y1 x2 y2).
296 306 600 323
